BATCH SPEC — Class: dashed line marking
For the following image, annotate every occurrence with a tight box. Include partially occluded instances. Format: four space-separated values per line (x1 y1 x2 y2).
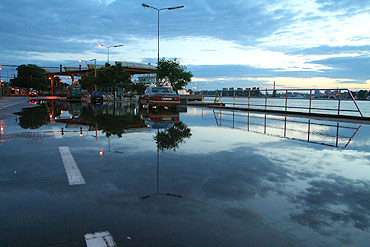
59 146 86 185
0 101 25 110
53 127 63 139
84 231 117 247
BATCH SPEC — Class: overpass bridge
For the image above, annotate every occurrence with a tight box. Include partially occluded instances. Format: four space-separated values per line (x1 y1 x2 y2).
44 62 156 95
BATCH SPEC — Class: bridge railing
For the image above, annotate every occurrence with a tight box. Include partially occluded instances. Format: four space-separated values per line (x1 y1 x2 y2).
204 88 363 117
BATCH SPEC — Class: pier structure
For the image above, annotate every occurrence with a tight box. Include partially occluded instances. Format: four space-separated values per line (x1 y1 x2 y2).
189 88 370 122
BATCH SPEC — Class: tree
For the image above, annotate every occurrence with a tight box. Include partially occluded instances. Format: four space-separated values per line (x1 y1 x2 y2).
157 58 193 92
12 64 48 92
79 63 131 92
358 90 368 99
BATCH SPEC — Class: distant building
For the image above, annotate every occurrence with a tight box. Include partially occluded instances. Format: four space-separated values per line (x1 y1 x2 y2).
136 75 156 84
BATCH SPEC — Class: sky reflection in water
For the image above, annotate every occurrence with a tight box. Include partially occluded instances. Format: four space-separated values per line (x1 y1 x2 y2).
1 100 370 246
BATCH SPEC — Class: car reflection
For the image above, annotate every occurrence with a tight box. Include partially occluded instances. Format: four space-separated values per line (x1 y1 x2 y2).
140 108 180 129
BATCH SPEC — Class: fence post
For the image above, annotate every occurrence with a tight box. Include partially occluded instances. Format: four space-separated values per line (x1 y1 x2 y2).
220 90 223 106
285 90 288 112
337 89 341 116
309 89 312 114
265 89 267 111
233 90 235 106
348 90 363 117
248 90 251 109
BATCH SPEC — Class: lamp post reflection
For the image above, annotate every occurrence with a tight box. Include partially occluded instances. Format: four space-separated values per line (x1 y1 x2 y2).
142 130 183 200
142 119 192 200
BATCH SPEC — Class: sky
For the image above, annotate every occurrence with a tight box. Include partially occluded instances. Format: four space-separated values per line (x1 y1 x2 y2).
0 0 369 90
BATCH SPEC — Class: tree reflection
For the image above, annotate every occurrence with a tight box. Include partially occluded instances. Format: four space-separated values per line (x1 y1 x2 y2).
14 104 49 129
79 104 145 137
154 121 192 151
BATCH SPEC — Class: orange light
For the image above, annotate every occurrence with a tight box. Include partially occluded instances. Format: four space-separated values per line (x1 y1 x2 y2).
49 114 53 118
80 133 83 137
98 44 104 47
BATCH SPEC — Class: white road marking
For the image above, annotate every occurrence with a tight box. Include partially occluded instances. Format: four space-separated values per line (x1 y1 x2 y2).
0 101 25 110
53 127 63 139
85 231 117 247
59 146 86 185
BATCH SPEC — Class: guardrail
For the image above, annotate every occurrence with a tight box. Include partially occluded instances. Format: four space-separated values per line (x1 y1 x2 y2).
212 110 362 148
204 88 363 117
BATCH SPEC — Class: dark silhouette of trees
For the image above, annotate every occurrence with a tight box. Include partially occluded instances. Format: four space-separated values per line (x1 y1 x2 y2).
11 64 48 92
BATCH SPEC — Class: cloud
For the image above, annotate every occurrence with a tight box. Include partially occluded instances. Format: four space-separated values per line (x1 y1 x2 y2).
1 0 370 90
308 56 370 80
316 0 370 14
288 45 370 56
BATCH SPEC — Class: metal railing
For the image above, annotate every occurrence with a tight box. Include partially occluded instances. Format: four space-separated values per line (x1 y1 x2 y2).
205 88 363 117
212 110 362 148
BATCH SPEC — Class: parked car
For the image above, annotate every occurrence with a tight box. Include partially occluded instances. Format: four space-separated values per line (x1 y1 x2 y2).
139 86 180 109
91 91 104 103
29 92 38 99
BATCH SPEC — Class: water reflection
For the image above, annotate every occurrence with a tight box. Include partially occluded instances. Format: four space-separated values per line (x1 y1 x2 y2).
212 110 362 148
14 104 49 129
288 175 370 243
142 147 184 200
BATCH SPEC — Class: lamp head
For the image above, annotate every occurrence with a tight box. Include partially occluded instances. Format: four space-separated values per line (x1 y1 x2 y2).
168 6 184 10
98 43 104 47
142 3 150 8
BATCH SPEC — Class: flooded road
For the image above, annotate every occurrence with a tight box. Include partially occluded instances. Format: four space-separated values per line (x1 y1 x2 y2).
1 97 370 246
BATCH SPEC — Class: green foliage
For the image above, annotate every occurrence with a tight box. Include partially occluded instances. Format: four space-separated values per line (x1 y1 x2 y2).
157 58 193 92
12 64 48 91
130 82 148 95
79 63 131 91
154 122 192 151
358 90 368 99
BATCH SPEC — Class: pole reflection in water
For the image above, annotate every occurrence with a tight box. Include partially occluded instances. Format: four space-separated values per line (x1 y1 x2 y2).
142 137 183 200
142 112 192 199
213 110 362 148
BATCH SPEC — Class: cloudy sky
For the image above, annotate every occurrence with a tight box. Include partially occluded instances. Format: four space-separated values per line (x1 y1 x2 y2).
0 0 369 90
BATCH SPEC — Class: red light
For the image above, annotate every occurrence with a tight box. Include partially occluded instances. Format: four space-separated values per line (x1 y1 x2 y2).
175 97 180 101
152 96 160 100
153 118 159 122
175 117 179 121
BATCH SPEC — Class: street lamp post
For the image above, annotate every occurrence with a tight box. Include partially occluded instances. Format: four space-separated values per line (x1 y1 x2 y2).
79 59 97 91
98 44 123 64
141 3 184 86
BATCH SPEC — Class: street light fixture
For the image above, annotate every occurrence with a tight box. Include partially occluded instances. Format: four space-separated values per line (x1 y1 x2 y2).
79 59 97 91
97 44 123 64
141 3 184 86
78 59 97 78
